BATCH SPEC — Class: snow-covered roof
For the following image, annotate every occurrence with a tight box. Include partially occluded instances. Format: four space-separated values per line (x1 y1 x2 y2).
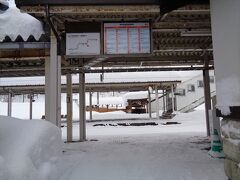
0 2 44 42
0 71 201 86
123 91 149 100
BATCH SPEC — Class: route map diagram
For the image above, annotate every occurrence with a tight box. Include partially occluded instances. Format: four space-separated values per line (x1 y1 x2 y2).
66 33 100 55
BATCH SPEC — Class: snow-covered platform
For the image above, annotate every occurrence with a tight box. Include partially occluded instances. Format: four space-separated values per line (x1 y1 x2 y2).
57 109 227 180
0 106 227 179
58 135 226 180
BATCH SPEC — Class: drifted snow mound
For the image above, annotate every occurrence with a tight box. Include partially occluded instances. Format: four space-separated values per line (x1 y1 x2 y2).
123 91 148 100
0 116 62 180
0 7 44 41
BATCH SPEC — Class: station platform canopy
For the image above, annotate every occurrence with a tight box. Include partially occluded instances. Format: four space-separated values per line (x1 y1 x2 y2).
0 0 212 78
0 80 180 95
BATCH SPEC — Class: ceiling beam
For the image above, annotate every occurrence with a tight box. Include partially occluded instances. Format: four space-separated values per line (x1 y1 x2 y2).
16 0 160 6
0 80 180 95
0 66 214 78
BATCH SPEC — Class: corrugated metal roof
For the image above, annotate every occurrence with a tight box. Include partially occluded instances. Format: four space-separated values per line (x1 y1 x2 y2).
0 72 200 86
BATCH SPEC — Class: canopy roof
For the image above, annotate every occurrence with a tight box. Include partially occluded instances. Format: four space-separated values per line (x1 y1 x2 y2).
0 0 212 77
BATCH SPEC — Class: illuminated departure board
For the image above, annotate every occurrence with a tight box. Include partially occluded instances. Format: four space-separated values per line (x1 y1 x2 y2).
104 22 151 54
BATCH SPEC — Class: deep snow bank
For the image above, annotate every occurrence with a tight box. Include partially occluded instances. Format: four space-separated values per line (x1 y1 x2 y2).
0 116 62 180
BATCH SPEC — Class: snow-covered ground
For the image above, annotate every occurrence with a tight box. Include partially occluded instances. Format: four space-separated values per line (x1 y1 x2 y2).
0 107 227 180
0 1 228 179
58 135 226 180
58 109 227 180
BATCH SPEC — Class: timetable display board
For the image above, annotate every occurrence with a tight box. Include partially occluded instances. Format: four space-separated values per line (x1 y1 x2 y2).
104 22 151 54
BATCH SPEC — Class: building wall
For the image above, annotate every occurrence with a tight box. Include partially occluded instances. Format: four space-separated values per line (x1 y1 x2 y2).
149 92 164 113
175 71 215 111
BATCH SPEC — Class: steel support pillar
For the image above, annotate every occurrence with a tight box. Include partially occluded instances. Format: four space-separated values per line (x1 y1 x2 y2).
163 90 166 112
148 89 152 118
203 69 211 136
89 91 93 121
79 71 86 141
171 85 175 112
155 85 159 119
45 31 61 127
66 73 73 142
29 94 33 120
97 92 100 112
166 92 170 111
7 90 12 117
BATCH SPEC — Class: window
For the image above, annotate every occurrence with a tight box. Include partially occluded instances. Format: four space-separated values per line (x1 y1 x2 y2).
174 89 186 96
187 84 195 92
197 80 204 88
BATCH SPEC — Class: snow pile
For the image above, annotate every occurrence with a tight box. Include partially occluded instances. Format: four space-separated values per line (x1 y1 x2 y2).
0 116 62 180
222 120 240 139
0 1 44 41
123 91 148 100
85 96 124 106
217 106 231 116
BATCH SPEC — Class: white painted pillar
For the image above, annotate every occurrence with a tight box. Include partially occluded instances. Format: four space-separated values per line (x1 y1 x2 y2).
162 90 166 112
79 71 86 141
209 96 221 136
210 0 240 175
171 85 175 112
89 91 93 121
29 94 33 120
45 31 61 127
97 91 100 112
166 92 170 111
7 90 12 117
210 0 240 110
155 85 160 119
66 73 73 142
148 89 152 118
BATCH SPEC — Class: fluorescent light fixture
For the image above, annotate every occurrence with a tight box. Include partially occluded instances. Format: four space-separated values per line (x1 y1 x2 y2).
181 30 211 37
